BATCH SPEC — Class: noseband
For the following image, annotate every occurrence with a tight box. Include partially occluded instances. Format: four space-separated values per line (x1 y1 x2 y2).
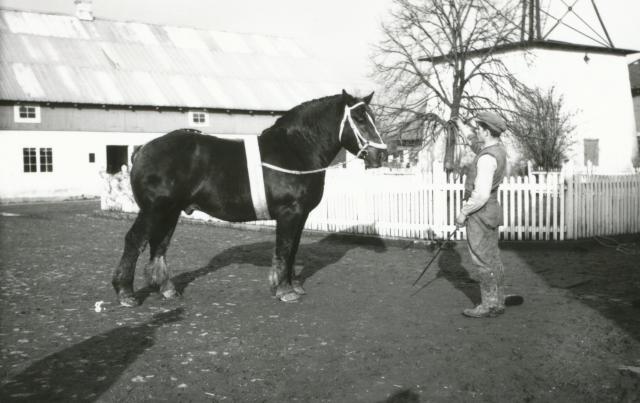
338 102 387 158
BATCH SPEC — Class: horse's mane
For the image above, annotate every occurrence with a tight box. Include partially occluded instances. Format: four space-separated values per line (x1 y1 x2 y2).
261 94 342 137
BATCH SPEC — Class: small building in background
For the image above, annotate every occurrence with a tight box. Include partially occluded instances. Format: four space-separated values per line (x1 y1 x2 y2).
417 3 639 174
498 41 638 172
0 3 361 202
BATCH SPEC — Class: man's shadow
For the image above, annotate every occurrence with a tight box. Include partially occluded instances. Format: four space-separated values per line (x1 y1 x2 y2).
0 308 184 403
435 244 480 305
170 229 387 296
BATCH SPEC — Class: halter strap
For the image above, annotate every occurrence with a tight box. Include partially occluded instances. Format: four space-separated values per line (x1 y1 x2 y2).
338 102 388 150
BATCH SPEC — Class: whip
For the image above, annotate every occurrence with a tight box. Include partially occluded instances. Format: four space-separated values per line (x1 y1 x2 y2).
412 228 459 287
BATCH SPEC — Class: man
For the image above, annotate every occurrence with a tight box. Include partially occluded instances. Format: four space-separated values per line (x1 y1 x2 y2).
455 111 509 318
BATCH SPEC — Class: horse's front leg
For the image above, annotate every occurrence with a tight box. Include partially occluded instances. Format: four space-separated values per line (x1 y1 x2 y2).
271 211 308 302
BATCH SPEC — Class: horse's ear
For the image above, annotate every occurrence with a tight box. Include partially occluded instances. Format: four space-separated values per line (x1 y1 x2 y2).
342 89 350 99
363 91 374 105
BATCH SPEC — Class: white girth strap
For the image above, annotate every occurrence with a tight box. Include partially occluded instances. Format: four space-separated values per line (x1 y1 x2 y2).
243 136 271 220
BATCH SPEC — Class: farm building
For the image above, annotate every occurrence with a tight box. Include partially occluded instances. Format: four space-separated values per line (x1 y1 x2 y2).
0 4 363 202
500 41 638 172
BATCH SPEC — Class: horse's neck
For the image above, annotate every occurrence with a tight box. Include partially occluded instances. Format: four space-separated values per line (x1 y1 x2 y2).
263 104 343 169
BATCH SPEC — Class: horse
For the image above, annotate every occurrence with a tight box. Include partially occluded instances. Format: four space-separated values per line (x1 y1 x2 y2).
112 90 388 306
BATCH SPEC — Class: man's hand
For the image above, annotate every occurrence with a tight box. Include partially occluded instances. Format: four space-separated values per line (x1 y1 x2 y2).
454 118 475 147
455 211 467 228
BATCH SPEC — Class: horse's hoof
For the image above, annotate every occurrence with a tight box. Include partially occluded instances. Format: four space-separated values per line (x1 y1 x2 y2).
119 296 138 307
161 289 179 300
279 292 301 303
292 280 306 295
275 285 301 302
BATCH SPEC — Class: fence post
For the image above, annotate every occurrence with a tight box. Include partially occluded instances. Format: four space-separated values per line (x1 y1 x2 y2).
433 168 447 238
523 175 530 240
559 170 566 240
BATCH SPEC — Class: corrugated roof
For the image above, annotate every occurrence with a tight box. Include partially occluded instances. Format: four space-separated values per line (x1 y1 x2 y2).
0 9 354 111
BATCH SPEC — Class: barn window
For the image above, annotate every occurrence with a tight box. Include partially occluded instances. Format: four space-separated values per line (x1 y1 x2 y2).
39 148 53 172
89 153 95 163
23 148 37 172
23 147 53 172
14 105 41 123
583 139 599 166
188 111 209 127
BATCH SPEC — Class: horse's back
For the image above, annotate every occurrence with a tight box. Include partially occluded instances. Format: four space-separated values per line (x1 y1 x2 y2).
130 130 249 215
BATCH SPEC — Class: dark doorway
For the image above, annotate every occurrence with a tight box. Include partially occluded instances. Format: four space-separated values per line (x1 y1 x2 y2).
106 145 128 174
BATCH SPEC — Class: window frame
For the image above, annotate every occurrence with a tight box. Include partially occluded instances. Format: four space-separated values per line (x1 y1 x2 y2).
188 111 209 127
22 147 53 173
583 138 599 166
39 147 53 172
23 147 37 173
14 104 41 123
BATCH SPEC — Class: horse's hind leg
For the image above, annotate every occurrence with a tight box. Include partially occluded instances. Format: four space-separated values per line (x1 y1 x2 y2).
144 207 181 299
113 211 149 307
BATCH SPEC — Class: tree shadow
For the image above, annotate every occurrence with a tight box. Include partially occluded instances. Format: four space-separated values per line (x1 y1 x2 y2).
435 243 481 305
170 228 388 297
0 309 184 403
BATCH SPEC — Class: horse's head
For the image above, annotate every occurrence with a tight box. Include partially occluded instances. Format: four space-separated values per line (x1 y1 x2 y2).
339 90 388 169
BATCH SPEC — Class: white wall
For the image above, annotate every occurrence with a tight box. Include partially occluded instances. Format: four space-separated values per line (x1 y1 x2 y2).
0 131 160 201
0 130 267 202
500 48 638 172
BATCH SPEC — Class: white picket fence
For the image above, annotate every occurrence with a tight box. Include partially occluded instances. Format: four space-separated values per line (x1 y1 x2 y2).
566 173 640 239
301 169 565 241
102 168 640 241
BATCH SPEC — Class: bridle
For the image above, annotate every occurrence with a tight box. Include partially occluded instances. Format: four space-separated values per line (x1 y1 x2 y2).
262 101 387 175
338 101 387 159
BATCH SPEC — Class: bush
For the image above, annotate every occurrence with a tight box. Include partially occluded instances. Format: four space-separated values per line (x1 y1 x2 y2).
509 86 575 171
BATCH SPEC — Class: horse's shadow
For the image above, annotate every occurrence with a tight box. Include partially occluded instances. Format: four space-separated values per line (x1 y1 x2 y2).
0 308 184 403
169 229 388 297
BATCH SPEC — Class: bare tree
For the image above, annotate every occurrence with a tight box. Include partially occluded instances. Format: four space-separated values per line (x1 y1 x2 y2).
509 86 575 171
372 0 527 171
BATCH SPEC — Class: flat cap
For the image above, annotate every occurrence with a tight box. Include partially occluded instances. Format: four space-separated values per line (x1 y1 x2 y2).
476 111 507 134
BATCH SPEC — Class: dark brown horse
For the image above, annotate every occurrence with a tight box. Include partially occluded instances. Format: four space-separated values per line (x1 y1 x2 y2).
112 90 387 306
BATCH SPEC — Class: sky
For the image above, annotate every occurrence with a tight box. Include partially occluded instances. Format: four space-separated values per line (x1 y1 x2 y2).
1 0 639 87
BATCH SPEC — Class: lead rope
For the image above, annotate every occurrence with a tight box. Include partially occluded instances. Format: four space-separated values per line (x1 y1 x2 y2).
261 102 387 175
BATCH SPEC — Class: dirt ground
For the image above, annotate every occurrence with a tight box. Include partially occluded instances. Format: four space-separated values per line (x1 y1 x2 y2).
1 200 639 402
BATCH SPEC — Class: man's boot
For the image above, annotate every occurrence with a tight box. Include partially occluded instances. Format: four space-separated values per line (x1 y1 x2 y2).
463 272 504 318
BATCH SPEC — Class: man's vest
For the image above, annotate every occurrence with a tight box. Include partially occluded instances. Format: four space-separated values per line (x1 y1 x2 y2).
464 143 507 201
463 143 507 228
